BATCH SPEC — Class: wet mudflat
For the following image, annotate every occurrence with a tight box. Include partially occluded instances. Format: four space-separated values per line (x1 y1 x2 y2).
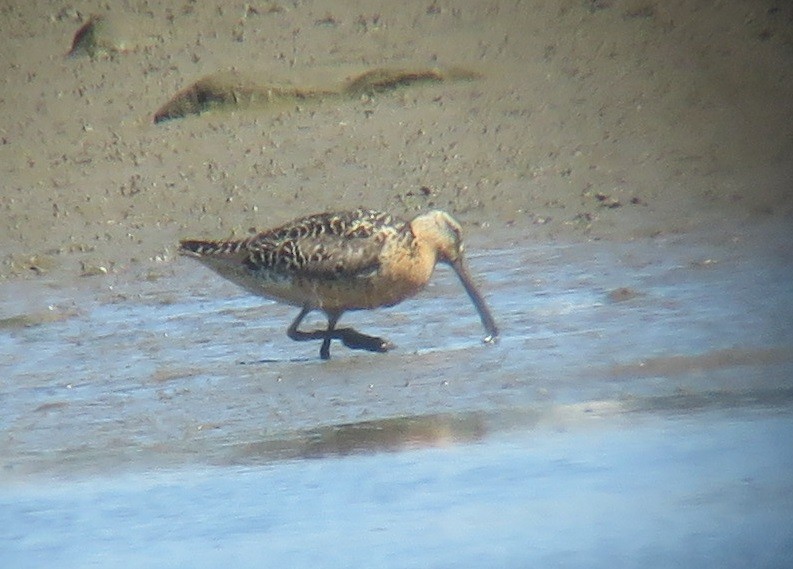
3 409 792 568
2 220 792 567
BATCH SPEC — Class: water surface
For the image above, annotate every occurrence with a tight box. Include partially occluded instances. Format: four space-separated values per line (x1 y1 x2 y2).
1 220 792 567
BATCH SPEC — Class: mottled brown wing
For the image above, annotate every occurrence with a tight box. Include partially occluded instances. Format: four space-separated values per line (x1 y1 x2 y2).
242 209 405 279
262 209 400 242
244 231 392 279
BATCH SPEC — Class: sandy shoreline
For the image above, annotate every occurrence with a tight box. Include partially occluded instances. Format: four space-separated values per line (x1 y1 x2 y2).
1 0 792 283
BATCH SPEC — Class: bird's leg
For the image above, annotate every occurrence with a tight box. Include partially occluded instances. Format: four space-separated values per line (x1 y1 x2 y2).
287 306 393 359
320 311 393 357
285 308 346 360
319 312 340 360
287 306 327 342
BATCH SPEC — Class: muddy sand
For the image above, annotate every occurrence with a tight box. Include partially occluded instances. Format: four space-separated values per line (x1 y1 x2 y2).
1 0 791 280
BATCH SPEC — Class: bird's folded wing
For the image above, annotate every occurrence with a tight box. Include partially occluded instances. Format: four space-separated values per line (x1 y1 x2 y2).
246 234 386 279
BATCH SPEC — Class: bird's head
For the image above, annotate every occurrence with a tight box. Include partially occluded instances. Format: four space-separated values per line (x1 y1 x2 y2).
409 210 465 264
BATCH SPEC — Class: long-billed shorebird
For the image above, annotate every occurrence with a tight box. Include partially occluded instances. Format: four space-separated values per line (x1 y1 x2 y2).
179 209 498 359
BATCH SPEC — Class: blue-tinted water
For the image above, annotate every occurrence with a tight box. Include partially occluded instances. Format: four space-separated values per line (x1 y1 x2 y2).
2 410 792 568
2 221 792 567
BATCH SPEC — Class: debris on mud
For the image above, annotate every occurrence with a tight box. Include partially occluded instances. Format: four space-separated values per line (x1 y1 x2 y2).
152 66 481 123
67 15 134 58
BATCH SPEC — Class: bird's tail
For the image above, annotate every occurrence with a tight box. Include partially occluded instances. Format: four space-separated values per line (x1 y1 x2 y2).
178 239 248 258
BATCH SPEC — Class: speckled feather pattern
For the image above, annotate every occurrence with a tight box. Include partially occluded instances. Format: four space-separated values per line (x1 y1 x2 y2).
180 209 410 277
178 208 498 358
179 209 426 311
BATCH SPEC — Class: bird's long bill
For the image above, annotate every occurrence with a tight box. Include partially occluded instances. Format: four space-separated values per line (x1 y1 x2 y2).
451 258 499 343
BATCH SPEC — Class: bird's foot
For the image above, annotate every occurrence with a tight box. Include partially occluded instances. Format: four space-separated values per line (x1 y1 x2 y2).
336 327 394 353
293 326 393 360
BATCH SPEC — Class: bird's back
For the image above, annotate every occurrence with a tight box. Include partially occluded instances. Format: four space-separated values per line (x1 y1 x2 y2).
179 209 424 310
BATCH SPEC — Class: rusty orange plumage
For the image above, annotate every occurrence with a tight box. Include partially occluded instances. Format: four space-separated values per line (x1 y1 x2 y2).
179 209 498 359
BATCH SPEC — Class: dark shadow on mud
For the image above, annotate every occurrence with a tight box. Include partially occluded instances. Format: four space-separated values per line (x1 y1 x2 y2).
219 385 793 466
225 410 494 465
152 66 481 123
67 15 109 58
239 357 315 364
621 387 793 416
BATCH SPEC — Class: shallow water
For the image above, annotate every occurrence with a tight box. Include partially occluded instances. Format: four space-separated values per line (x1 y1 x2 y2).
2 220 793 566
3 410 792 568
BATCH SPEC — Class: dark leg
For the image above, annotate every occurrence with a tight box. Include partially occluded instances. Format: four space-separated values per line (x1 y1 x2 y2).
286 307 339 359
321 311 395 359
287 306 394 359
287 306 320 342
319 312 340 360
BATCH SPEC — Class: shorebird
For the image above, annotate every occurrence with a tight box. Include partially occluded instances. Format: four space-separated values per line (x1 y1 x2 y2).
179 209 499 360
